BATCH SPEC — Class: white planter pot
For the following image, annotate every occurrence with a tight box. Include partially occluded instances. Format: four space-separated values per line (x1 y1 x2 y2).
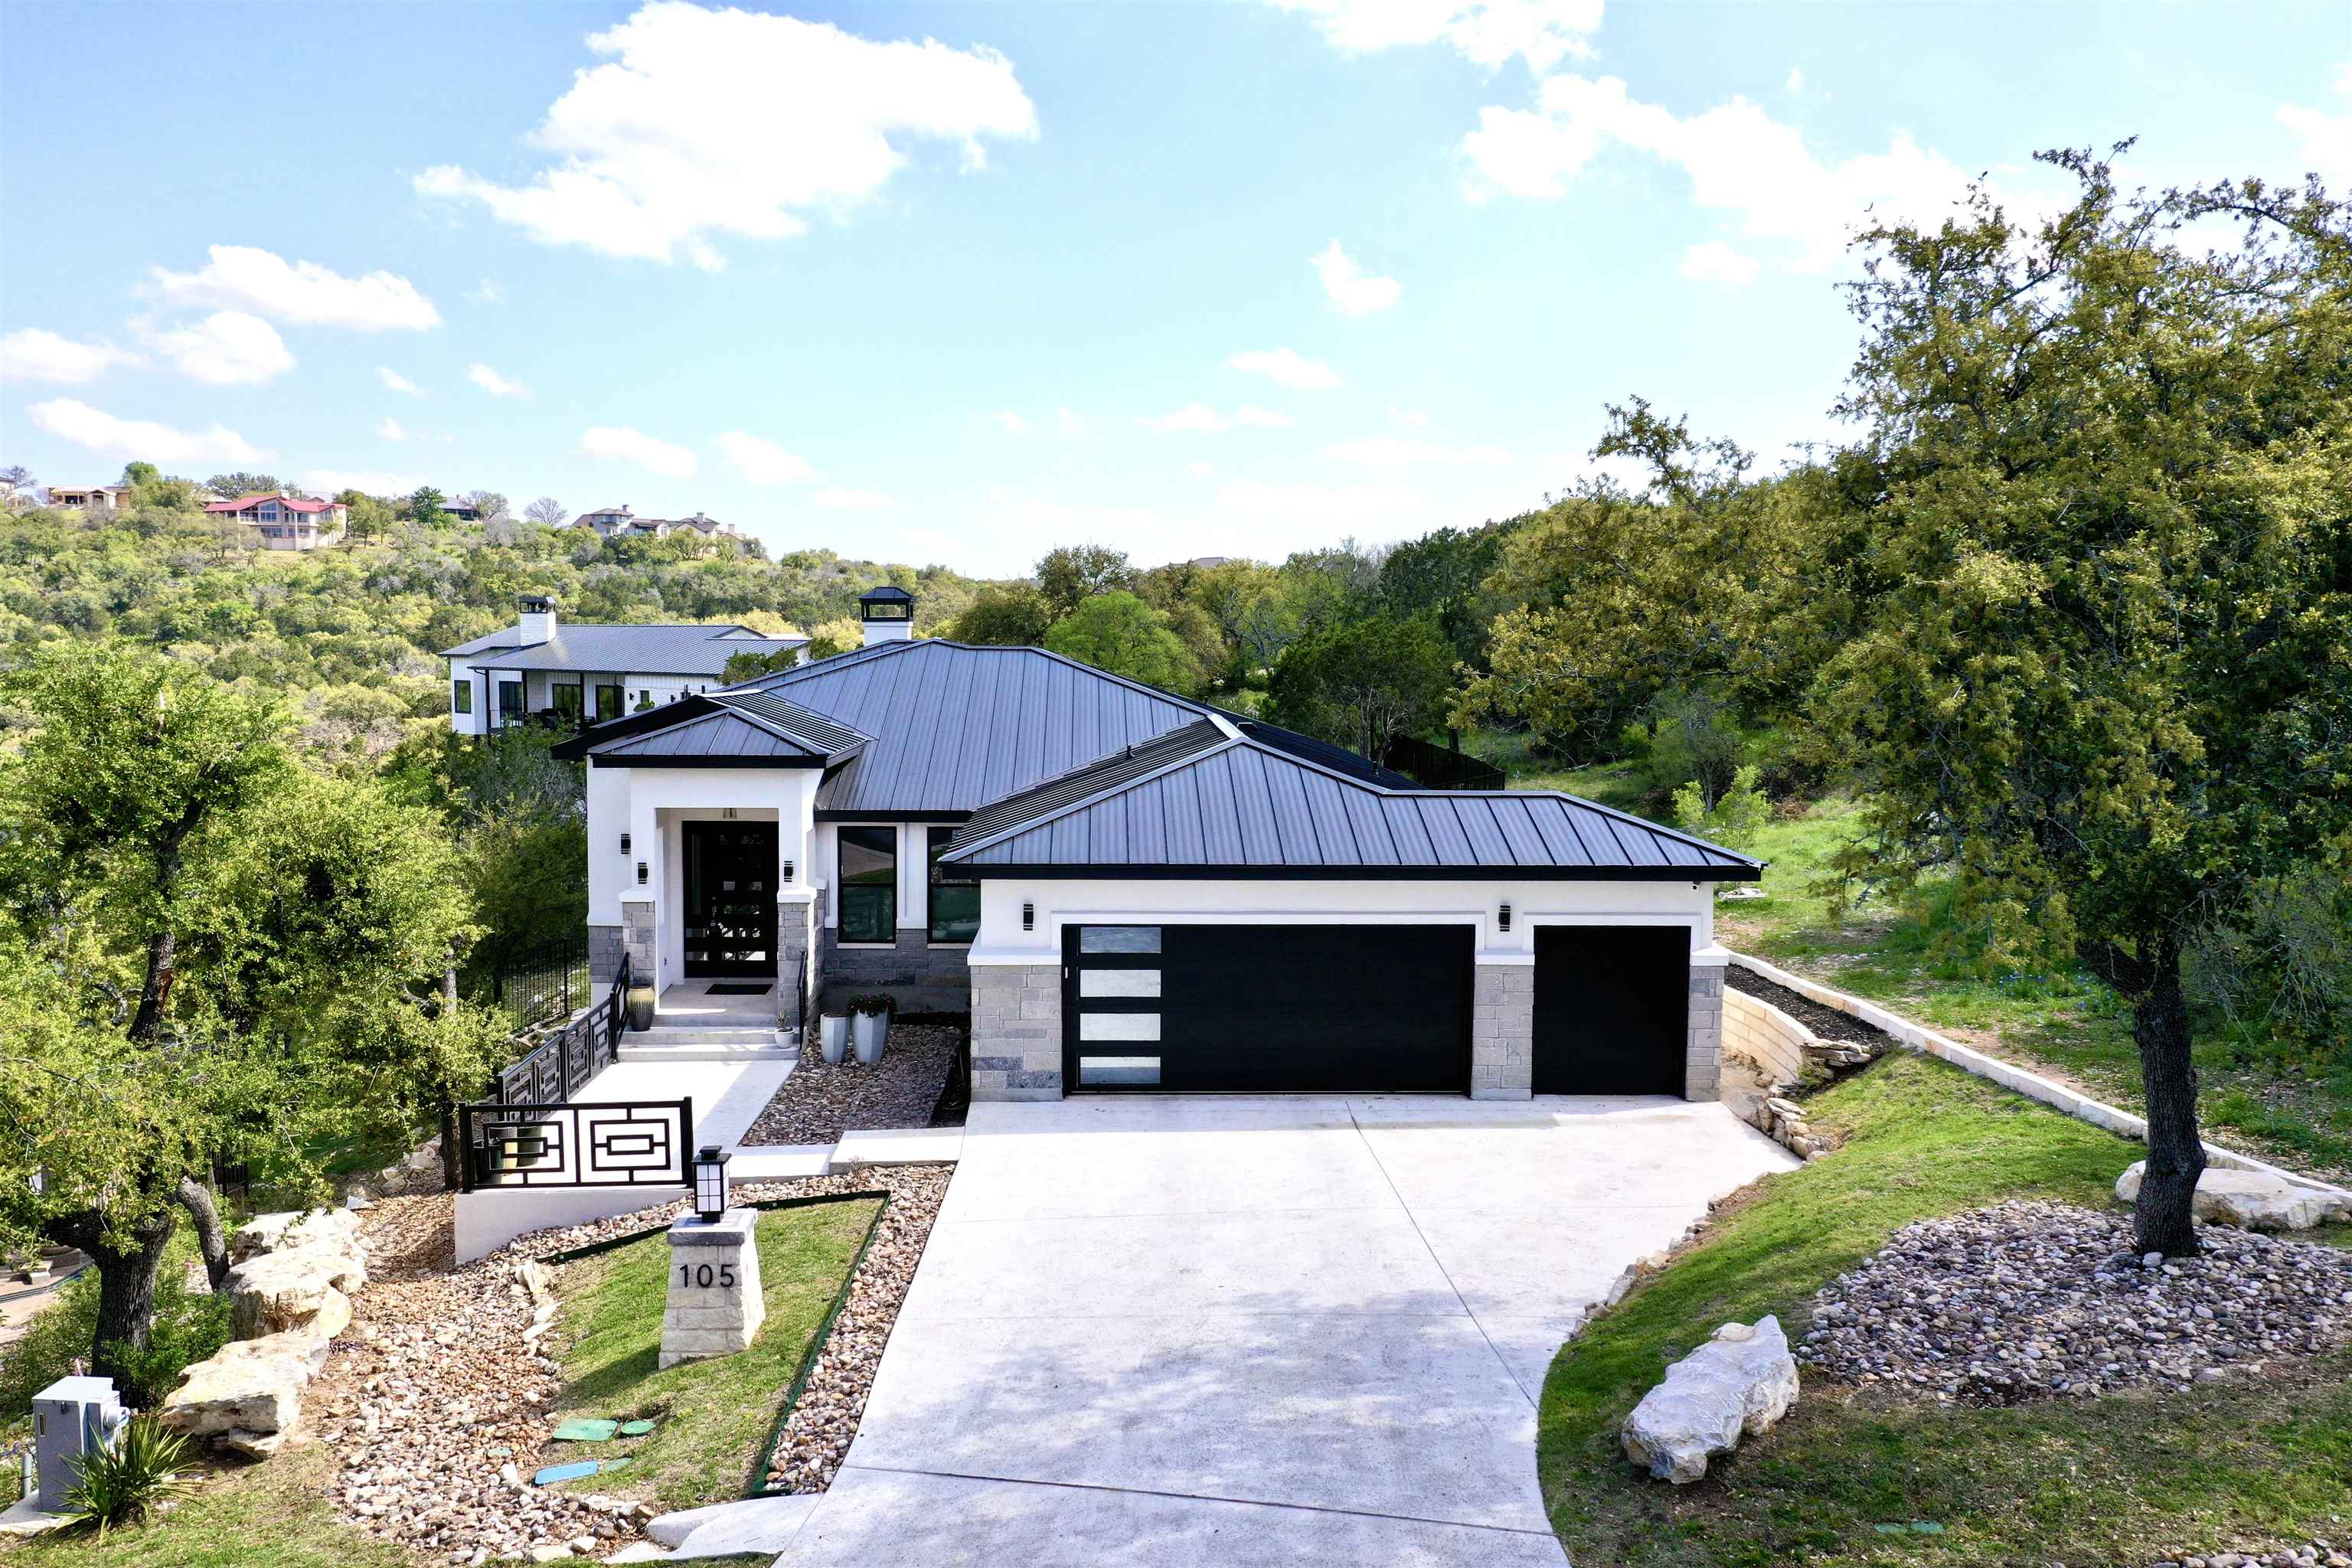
852 1010 889 1065
819 1014 848 1065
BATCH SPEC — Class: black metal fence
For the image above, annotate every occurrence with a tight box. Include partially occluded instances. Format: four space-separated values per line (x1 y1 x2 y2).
457 1095 693 1193
495 952 630 1106
1382 733 1508 791
492 936 591 1029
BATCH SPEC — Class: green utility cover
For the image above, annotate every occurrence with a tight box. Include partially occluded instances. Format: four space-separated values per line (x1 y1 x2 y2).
551 1418 620 1442
619 1419 656 1436
534 1462 599 1485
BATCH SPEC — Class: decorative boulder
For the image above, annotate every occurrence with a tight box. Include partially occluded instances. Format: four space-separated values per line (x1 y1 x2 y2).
230 1208 361 1264
1621 1316 1800 1485
227 1248 364 1339
158 1339 314 1437
2115 1162 2349 1230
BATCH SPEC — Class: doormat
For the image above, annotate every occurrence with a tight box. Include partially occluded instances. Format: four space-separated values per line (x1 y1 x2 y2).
705 983 773 996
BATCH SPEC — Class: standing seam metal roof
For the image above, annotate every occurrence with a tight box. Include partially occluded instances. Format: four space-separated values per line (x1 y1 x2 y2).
941 734 1764 877
438 623 806 674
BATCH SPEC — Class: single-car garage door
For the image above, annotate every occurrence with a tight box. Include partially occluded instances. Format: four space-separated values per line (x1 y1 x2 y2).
1063 924 1472 1093
1532 925 1689 1095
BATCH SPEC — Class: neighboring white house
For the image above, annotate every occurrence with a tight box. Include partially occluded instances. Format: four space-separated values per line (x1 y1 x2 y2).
45 485 133 514
204 492 349 550
439 596 808 737
573 504 744 542
550 584 1757 1106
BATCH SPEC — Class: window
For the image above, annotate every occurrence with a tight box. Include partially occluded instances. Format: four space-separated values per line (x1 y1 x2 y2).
498 679 524 720
867 603 910 619
595 682 623 720
838 826 896 943
926 827 979 945
552 681 583 720
452 679 472 715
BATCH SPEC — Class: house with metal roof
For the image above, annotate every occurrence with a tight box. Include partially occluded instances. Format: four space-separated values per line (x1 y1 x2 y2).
544 583 1761 1108
439 595 808 736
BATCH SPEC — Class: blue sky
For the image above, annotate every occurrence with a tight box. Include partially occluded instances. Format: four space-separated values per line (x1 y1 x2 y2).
5 1 2346 576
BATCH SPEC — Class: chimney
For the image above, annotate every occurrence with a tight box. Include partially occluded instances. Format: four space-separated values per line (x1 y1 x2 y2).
859 585 915 647
518 594 558 647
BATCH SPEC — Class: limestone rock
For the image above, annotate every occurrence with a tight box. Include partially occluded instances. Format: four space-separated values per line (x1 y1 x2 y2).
1621 1316 1799 1484
230 1207 362 1263
2115 1162 2349 1230
228 1250 364 1338
158 1341 312 1436
647 1496 822 1558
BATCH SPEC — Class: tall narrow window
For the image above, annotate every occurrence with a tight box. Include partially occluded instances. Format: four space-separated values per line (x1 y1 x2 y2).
926 826 979 945
595 682 623 720
838 826 897 943
552 681 583 720
498 679 524 721
452 679 472 715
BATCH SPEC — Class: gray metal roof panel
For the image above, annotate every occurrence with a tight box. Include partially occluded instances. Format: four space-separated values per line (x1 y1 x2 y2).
942 734 1763 877
587 710 821 761
452 623 805 675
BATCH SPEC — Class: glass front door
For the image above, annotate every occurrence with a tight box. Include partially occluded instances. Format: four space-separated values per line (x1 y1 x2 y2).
681 821 779 977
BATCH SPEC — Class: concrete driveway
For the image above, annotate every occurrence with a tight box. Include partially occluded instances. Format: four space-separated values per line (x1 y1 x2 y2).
776 1095 1795 1566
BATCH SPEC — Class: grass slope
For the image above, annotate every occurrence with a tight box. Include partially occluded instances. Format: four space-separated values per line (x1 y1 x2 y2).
6 1445 406 1568
548 1197 882 1510
1540 1052 2352 1566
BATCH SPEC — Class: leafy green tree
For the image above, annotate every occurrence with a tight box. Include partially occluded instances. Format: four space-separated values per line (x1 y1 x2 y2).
1035 544 1132 618
1815 150 2352 1254
409 485 449 529
0 646 482 1397
1263 612 1454 762
1042 591 1201 693
949 583 1055 645
802 616 864 660
1378 524 1508 668
204 472 282 499
1672 763 1769 848
721 646 804 683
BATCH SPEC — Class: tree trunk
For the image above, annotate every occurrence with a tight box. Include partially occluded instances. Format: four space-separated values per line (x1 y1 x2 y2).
127 926 178 1044
85 1214 177 1407
2131 949 2204 1256
176 1176 232 1292
439 1097 464 1191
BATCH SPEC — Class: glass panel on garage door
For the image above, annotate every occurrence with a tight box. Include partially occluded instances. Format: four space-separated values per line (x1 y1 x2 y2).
1063 924 1472 1093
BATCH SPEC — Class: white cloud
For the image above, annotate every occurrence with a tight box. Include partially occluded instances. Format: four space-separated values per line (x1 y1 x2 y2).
994 409 1031 434
150 245 440 330
1187 460 1216 476
413 3 1038 269
1310 240 1402 317
1214 477 1423 524
1054 406 1088 436
27 397 270 465
1327 436 1510 467
1135 403 1296 433
990 490 1161 531
1679 240 1759 285
2277 66 2352 188
1226 347 1342 390
1785 67 1804 94
580 425 698 478
816 486 895 510
377 366 425 397
377 416 410 442
1272 0 1602 71
469 362 531 400
715 430 817 485
303 467 426 497
1389 404 1429 426
1462 74 2007 272
0 328 138 384
472 278 506 304
139 312 294 385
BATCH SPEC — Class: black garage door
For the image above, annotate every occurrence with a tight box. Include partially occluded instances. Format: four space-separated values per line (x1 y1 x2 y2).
1063 924 1472 1093
1532 926 1689 1095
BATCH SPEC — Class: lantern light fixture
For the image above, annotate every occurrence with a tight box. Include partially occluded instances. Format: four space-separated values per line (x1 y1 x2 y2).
1498 902 1511 933
636 860 649 885
1021 900 1034 932
782 858 795 884
619 832 631 854
693 1145 730 1223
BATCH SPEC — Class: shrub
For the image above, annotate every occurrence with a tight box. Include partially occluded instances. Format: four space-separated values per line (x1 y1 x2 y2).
845 992 893 1018
60 1415 194 1537
0 1237 230 1421
1672 762 1769 848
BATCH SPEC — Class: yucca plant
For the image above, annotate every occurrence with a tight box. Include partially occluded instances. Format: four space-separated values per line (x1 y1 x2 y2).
60 1416 195 1538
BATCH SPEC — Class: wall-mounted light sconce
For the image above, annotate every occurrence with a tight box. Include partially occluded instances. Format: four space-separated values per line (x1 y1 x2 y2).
1498 902 1511 933
619 832 631 854
1021 900 1035 932
782 859 795 883
636 861 649 885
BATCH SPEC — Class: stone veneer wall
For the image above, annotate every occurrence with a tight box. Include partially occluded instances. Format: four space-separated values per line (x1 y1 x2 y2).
818 927 972 1011
621 900 655 985
587 923 623 986
1687 962 1725 1102
970 965 1062 1100
1471 965 1533 1100
775 896 815 1034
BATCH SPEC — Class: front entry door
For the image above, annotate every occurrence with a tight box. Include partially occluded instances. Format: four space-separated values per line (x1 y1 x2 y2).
681 821 779 978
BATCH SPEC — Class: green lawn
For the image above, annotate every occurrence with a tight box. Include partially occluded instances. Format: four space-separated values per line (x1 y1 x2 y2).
1478 732 2352 1184
1540 1050 2352 1566
546 1197 883 1510
5 1446 406 1568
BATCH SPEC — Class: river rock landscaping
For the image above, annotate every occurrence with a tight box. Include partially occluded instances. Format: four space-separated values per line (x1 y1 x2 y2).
740 1021 962 1146
1798 1199 2352 1405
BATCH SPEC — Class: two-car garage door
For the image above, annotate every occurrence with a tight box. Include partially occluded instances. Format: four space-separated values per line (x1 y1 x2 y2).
1061 921 1689 1096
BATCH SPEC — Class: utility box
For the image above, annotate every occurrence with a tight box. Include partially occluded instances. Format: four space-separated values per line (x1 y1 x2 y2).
31 1377 126 1511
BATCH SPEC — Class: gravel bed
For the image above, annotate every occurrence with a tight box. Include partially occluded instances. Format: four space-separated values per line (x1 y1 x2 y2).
740 1021 962 1146
2150 1544 2352 1568
1800 1200 2352 1405
1724 964 1890 1048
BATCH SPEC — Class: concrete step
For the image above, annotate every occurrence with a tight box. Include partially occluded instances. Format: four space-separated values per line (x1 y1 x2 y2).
618 1044 797 1064
628 1025 784 1045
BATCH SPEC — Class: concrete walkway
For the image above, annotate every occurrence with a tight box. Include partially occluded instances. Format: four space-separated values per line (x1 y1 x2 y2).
576 1058 790 1151
776 1094 1796 1566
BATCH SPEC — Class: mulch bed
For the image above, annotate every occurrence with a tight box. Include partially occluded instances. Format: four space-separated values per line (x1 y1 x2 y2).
740 1021 963 1146
1725 964 1891 1047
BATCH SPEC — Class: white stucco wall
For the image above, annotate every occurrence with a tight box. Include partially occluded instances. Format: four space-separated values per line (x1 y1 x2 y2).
443 666 719 734
967 876 1721 966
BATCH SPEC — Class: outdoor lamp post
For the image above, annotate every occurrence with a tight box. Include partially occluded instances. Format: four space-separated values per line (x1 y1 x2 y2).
693 1145 730 1223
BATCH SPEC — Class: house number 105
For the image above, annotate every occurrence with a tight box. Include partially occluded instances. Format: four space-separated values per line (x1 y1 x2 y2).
679 1263 739 1289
